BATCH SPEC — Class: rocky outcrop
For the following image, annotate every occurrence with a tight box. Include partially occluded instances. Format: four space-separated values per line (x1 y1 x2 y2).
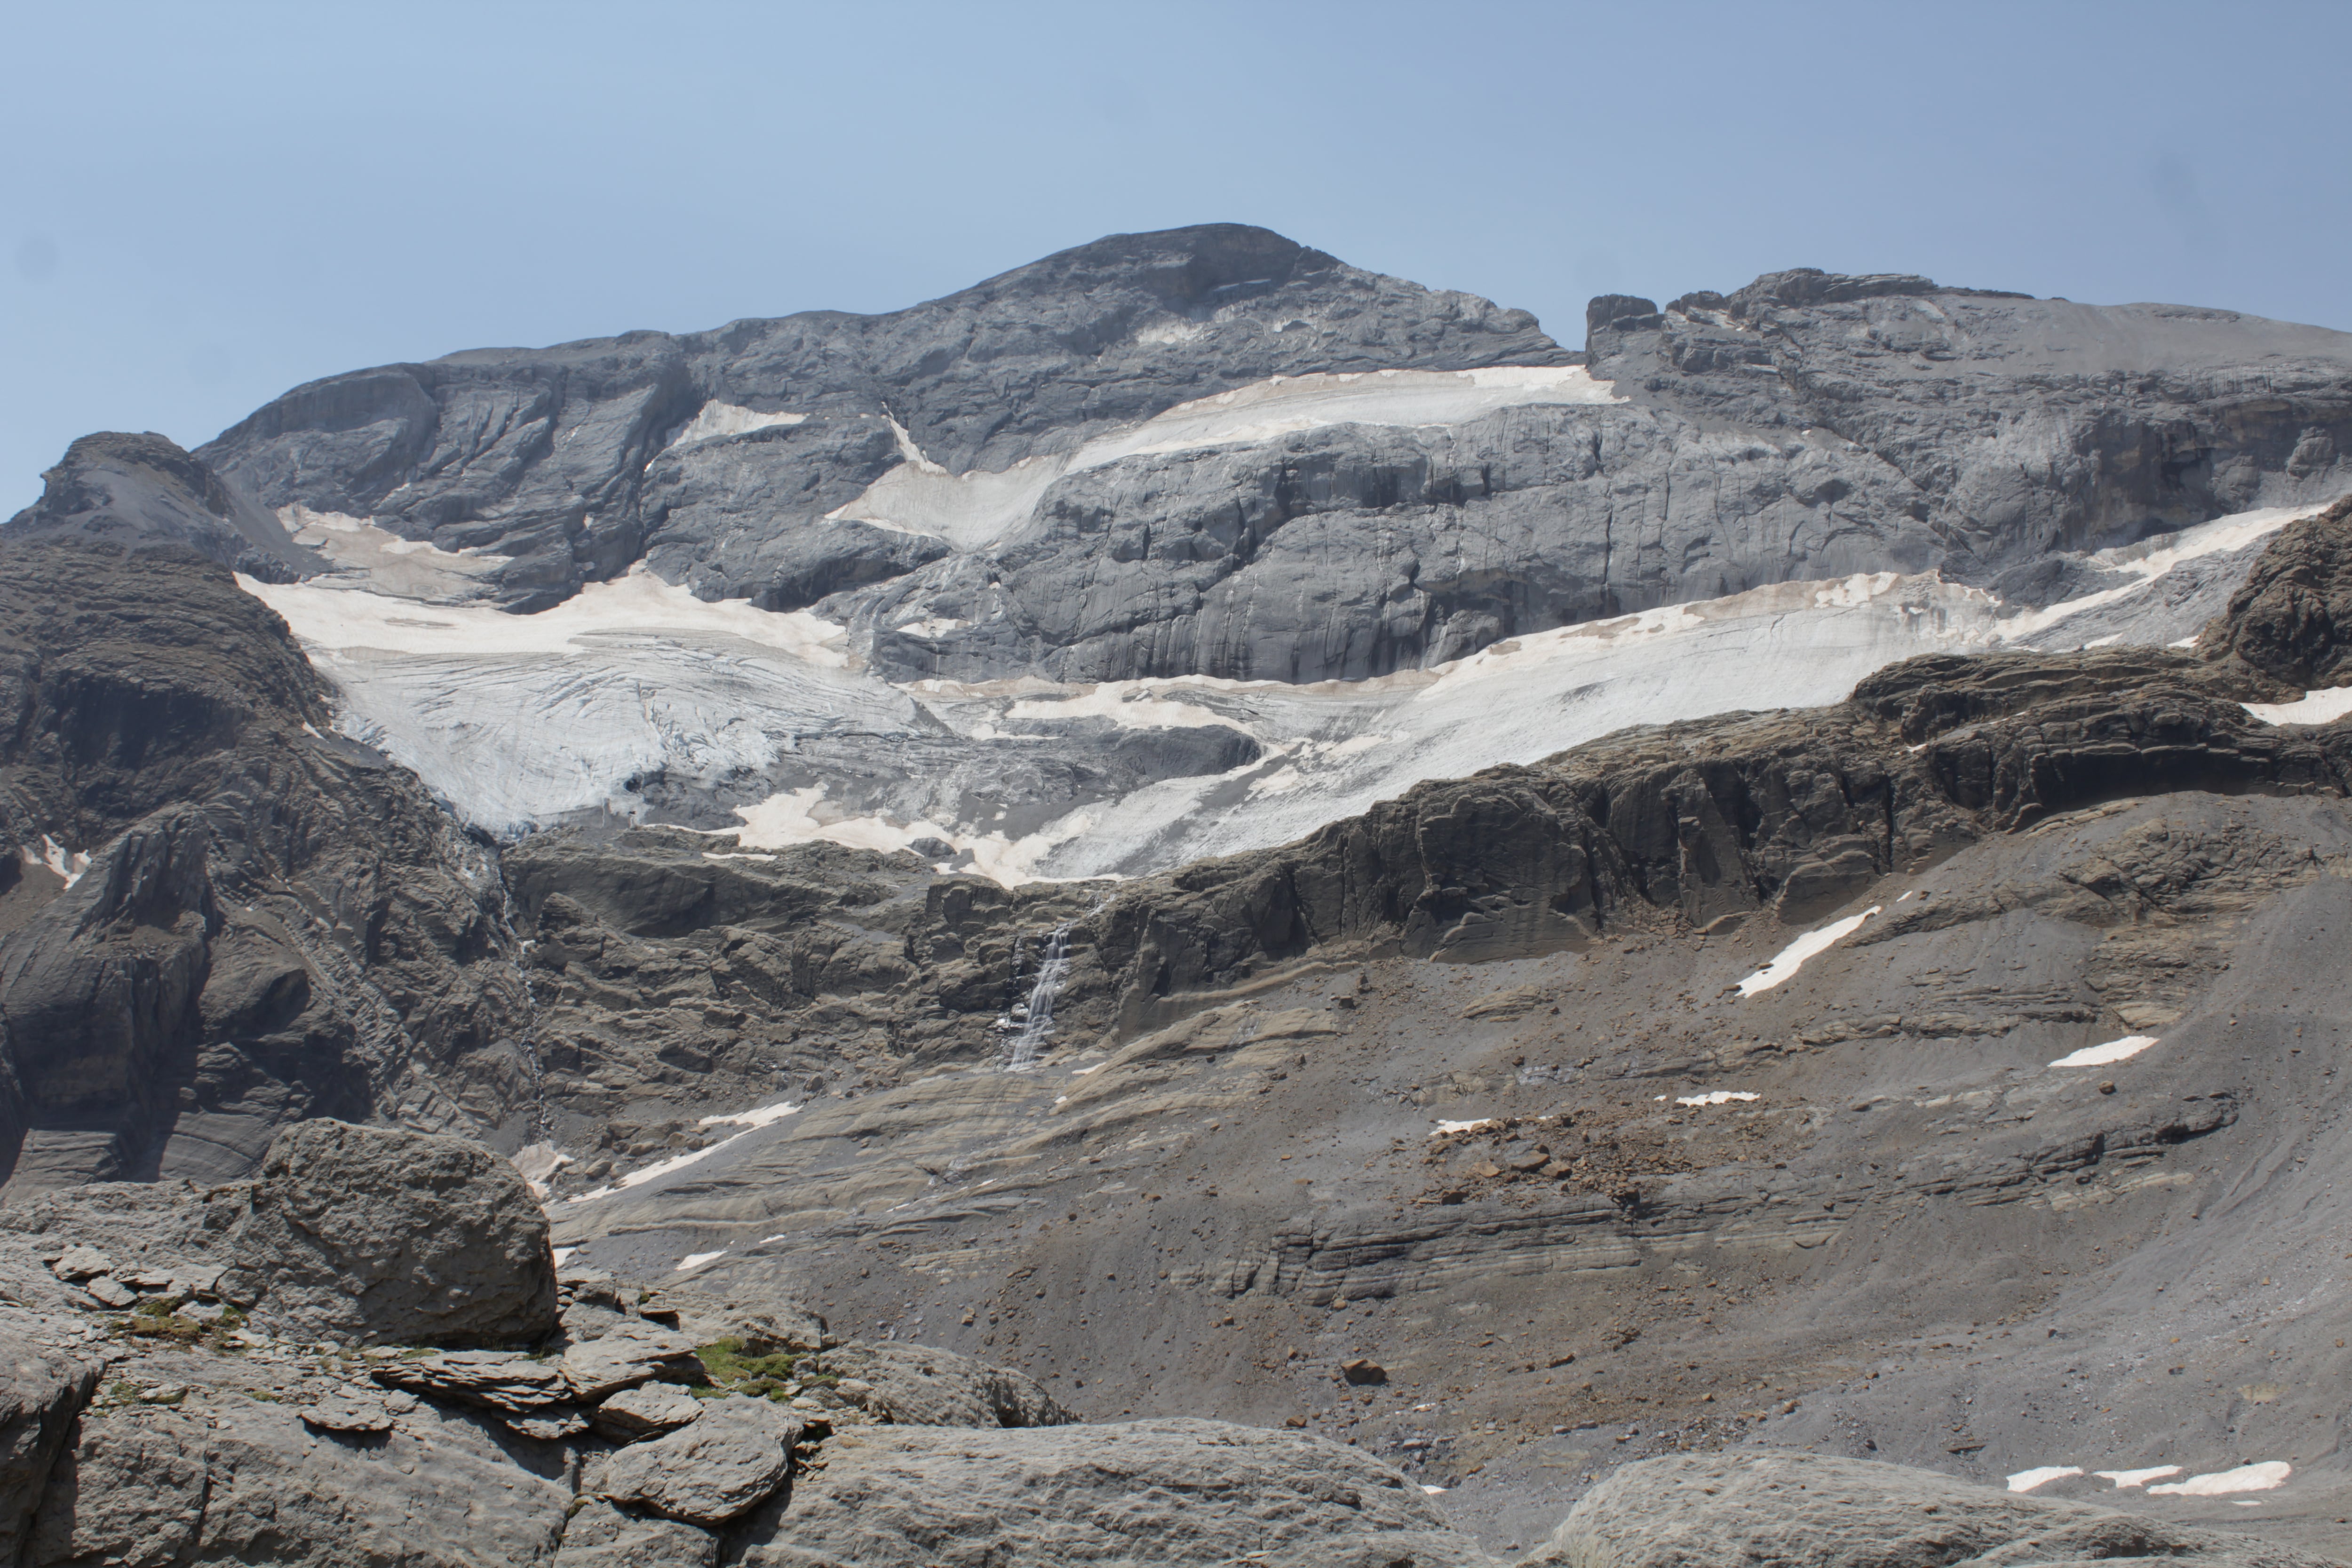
1529 1451 2338 1568
190 228 2352 695
2202 493 2352 687
217 1119 557 1347
0 491 535 1196
200 225 1561 616
2 431 319 584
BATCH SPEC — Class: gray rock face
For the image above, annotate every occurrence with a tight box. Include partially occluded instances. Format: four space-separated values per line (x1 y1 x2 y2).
26 1396 573 1568
1529 1451 2337 1568
807 1341 1072 1428
725 1416 1494 1567
202 225 1558 614
0 521 535 1197
218 1118 557 1346
597 1394 799 1527
0 1315 97 1564
554 1500 717 1568
189 228 2352 698
2 431 319 583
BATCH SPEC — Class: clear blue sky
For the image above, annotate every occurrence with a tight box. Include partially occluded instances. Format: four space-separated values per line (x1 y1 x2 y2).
7 0 2348 515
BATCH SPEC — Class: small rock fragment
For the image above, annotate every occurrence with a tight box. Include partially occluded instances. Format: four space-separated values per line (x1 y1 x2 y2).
85 1277 137 1309
49 1246 113 1283
302 1391 395 1434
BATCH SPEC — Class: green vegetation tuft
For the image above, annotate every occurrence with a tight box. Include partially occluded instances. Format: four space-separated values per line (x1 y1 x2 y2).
694 1338 803 1399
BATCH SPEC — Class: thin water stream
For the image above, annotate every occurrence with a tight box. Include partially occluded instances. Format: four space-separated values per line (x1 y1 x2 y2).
1001 923 1072 1072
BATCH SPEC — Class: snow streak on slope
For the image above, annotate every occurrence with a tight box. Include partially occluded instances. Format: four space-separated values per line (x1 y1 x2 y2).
826 365 1620 549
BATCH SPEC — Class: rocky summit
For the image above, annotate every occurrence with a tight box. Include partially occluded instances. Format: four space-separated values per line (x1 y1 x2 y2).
1 223 2350 1565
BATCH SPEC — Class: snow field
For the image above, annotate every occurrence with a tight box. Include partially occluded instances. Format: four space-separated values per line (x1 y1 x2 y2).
241 483 2345 886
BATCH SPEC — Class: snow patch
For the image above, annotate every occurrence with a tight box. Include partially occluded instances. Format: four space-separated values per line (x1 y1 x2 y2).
245 564 848 665
827 452 1067 551
278 505 510 604
24 836 88 890
1430 1119 1497 1136
2095 1466 2182 1489
700 1099 802 1130
1736 907 1881 997
2006 1466 2083 1492
1675 1091 1760 1107
668 402 806 449
2242 686 2352 727
1007 683 1248 732
894 617 969 640
564 1100 796 1206
819 366 1619 553
2002 497 2344 642
1074 365 1622 470
2147 1461 2291 1496
2050 1035 2158 1068
675 1250 727 1273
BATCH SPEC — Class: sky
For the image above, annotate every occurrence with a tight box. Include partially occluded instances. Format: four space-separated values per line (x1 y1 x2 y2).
6 0 2350 514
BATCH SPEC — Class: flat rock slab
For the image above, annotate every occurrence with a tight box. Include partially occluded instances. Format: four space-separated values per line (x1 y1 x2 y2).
46 1247 111 1282
373 1350 572 1414
591 1382 705 1441
553 1499 718 1568
726 1416 1494 1567
1528 1451 2344 1568
561 1318 704 1401
600 1396 799 1527
299 1391 393 1435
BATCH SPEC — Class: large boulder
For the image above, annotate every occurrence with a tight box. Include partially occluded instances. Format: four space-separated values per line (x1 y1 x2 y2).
1527 1451 2339 1568
217 1120 557 1347
725 1417 1494 1567
805 1341 1073 1428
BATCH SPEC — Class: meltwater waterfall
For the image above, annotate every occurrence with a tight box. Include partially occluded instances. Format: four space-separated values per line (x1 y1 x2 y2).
1000 924 1073 1072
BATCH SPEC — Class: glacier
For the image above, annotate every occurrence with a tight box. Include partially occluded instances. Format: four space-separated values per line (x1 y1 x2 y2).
239 372 2348 886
